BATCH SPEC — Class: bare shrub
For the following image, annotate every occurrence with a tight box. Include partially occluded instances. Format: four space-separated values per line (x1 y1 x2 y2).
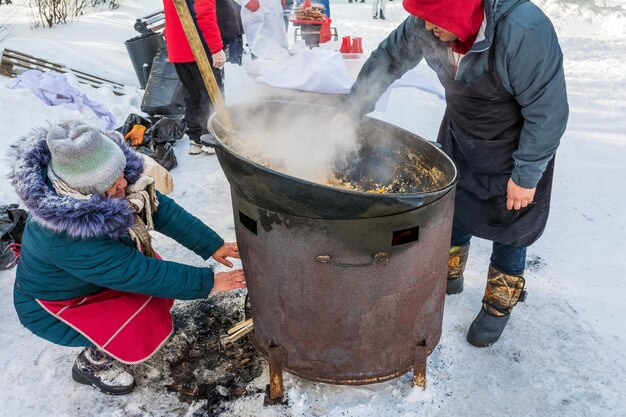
90 0 119 10
28 0 88 28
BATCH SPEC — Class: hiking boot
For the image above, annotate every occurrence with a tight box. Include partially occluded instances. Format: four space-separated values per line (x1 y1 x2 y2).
72 346 135 395
446 244 469 295
189 141 203 155
379 9 385 19
466 265 527 347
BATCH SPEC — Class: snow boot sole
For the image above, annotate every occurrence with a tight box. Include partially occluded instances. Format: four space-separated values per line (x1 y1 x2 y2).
466 308 510 347
446 275 464 295
72 365 136 396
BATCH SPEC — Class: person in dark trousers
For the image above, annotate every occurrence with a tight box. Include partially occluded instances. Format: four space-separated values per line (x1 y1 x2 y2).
8 121 246 395
163 0 226 155
217 0 244 64
339 0 568 347
372 0 386 19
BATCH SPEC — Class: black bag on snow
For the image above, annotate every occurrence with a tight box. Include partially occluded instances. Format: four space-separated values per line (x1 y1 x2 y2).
116 114 184 171
1 204 28 270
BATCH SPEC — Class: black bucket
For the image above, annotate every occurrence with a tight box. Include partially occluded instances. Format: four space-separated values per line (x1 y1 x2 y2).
124 32 166 88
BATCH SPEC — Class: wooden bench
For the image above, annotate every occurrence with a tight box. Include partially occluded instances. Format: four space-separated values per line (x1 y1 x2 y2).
0 48 128 95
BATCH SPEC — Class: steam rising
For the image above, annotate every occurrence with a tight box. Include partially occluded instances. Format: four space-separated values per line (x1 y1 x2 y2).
210 100 452 194
220 104 361 184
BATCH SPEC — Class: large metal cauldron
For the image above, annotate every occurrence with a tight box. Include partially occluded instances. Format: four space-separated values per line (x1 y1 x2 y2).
206 100 458 399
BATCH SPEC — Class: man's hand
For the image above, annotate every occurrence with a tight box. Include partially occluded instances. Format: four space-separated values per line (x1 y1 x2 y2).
212 50 226 69
211 269 246 294
212 242 240 268
506 178 536 210
245 0 260 12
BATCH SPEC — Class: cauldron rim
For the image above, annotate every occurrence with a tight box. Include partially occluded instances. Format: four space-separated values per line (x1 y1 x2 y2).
207 101 458 200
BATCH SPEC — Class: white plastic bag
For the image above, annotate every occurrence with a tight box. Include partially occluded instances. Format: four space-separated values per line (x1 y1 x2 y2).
256 48 354 94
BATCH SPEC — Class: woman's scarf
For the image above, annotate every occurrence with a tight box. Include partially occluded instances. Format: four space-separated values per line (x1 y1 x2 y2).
50 170 159 257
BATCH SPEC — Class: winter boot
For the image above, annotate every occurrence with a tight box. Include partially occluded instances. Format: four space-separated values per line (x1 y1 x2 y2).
373 13 378 19
446 244 470 295
189 141 203 155
379 9 385 19
72 346 135 395
466 265 527 347
199 134 217 155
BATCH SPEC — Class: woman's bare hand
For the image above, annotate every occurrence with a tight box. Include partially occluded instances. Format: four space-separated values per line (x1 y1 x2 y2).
506 178 536 210
212 242 240 268
211 269 246 294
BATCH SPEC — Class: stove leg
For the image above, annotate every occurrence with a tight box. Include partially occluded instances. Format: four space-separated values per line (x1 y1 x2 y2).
264 344 288 406
413 340 428 389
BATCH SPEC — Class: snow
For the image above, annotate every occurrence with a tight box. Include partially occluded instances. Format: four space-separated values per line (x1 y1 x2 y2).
1 0 626 416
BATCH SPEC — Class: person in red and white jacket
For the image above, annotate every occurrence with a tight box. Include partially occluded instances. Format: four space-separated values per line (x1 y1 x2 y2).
163 0 226 155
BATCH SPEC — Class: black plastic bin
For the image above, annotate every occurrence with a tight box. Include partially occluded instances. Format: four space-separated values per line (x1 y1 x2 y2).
124 32 166 88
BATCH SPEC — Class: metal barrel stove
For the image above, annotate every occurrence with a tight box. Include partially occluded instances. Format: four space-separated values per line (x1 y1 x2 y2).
207 100 458 403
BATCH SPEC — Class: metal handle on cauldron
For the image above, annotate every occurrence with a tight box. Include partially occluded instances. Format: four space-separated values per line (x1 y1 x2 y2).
315 252 389 268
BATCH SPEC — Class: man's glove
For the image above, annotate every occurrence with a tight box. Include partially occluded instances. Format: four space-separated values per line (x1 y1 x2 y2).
124 124 147 146
245 0 260 12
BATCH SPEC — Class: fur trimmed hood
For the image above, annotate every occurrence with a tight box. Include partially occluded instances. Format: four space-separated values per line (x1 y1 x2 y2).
8 124 144 239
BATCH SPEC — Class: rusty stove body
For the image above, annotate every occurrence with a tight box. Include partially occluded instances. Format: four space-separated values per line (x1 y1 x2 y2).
207 100 458 402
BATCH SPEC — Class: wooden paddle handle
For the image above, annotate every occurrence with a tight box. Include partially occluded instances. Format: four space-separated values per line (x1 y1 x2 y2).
171 0 235 132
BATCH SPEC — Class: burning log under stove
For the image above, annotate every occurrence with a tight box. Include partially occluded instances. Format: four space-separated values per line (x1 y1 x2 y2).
205 100 458 403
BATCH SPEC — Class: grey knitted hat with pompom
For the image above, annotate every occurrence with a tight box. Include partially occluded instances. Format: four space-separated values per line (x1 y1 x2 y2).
46 121 126 194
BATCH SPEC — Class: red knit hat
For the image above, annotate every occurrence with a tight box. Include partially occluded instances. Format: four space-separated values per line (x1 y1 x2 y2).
403 0 484 54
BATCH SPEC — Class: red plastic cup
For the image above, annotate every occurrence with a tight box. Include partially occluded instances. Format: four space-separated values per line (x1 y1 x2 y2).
340 36 352 53
350 37 363 53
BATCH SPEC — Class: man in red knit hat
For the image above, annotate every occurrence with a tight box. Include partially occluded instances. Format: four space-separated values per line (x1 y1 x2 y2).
163 0 226 155
343 0 568 347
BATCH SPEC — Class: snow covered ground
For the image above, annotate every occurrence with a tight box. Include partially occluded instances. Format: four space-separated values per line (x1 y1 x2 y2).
1 0 626 416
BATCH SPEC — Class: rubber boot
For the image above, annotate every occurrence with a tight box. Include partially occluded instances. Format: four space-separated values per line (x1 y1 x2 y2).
446 244 470 295
466 265 527 347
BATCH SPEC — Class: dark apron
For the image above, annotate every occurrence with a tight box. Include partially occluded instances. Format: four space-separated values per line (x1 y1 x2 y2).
436 32 554 248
